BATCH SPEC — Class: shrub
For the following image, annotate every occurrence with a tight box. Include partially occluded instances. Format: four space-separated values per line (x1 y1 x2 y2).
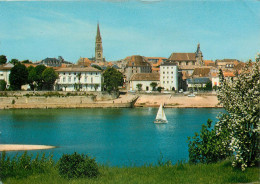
0 80 7 91
187 119 232 164
0 152 53 180
58 152 99 179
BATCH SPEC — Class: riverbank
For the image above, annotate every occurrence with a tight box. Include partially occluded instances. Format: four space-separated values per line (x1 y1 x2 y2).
0 92 220 109
135 94 220 108
2 160 259 184
0 144 56 151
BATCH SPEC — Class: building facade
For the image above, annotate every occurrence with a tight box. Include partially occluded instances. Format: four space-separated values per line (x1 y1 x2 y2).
129 73 160 91
124 55 152 82
160 62 178 91
55 67 102 91
0 63 14 88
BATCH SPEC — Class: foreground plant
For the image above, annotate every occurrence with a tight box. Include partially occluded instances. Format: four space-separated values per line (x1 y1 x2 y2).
188 60 260 170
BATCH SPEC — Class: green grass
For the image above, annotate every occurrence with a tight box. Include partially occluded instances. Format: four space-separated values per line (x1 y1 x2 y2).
3 160 259 184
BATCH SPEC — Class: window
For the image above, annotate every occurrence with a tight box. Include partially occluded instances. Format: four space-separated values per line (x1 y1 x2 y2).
74 77 76 82
69 73 71 75
167 72 169 74
63 73 65 75
163 72 165 74
172 81 173 83
171 72 173 74
96 72 98 75
163 81 165 84
63 77 66 82
163 76 165 79
84 77 87 82
167 76 169 79
68 76 71 83
171 67 173 69
90 72 92 75
167 67 169 69
91 78 93 83
167 81 169 83
74 73 76 75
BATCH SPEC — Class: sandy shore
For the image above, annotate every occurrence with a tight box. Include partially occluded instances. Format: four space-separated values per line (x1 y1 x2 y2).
135 94 221 108
0 144 56 151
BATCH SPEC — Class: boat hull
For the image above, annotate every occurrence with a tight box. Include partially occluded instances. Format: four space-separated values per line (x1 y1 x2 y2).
154 119 168 124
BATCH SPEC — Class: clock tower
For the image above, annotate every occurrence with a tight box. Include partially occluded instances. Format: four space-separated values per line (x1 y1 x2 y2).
95 23 104 63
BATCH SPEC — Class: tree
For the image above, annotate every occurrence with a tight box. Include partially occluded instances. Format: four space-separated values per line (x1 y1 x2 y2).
0 80 7 91
27 66 36 90
103 67 123 93
216 61 259 170
9 59 19 65
92 65 102 71
42 67 58 90
188 61 260 171
157 87 163 93
21 60 31 64
94 84 99 91
34 65 47 90
77 73 82 91
9 63 28 90
204 81 212 91
0 55 7 65
136 83 142 91
150 82 157 91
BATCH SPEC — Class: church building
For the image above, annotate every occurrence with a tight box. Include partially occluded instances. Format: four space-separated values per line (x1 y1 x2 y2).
95 24 105 63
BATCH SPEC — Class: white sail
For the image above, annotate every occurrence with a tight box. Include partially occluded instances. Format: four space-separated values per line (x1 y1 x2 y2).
154 104 168 123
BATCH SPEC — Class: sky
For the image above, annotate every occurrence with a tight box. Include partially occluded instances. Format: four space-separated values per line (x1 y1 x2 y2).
0 0 259 63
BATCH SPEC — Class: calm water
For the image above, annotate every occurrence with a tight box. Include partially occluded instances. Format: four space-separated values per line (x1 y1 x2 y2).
0 108 224 166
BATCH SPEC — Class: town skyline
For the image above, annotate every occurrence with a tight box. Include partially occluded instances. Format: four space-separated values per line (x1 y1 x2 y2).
0 0 259 63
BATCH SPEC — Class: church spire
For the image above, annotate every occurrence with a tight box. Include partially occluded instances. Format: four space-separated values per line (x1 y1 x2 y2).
96 23 101 41
95 23 104 63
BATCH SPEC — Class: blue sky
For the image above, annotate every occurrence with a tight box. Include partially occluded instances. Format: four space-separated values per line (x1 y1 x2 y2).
0 0 259 63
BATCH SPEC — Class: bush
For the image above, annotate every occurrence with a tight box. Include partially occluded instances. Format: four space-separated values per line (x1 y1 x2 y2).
0 80 7 91
187 119 232 164
0 152 53 180
58 152 99 179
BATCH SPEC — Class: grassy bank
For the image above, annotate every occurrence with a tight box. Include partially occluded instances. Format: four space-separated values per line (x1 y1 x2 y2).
3 161 259 184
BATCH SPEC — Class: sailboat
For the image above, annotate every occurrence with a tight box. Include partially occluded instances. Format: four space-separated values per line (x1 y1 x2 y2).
154 104 168 124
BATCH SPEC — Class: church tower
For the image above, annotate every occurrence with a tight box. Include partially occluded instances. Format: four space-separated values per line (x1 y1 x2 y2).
195 43 203 66
95 23 104 63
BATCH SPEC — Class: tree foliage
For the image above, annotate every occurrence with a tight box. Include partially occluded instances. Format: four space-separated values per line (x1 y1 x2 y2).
0 80 7 91
188 61 260 171
216 61 260 170
34 65 47 90
42 67 58 90
27 66 36 90
9 63 28 90
103 67 123 93
150 82 158 91
9 59 19 65
0 55 7 65
137 83 142 91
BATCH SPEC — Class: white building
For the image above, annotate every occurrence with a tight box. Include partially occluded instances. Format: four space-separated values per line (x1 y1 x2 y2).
55 67 102 91
160 62 178 91
0 63 14 88
129 73 160 91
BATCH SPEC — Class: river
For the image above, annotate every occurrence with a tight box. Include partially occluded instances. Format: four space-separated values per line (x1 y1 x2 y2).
0 108 224 166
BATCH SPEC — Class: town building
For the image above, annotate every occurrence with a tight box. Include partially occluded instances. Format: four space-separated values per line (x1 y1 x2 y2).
36 56 72 67
186 77 211 91
124 55 152 83
55 66 102 91
95 24 105 63
159 62 178 91
0 63 14 88
129 73 160 91
146 57 167 73
215 59 240 69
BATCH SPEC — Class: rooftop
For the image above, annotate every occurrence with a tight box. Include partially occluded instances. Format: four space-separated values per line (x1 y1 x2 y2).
168 53 196 61
55 66 101 72
130 73 160 81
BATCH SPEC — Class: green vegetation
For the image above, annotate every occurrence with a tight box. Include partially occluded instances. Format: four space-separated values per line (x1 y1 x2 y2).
1 152 259 184
0 80 7 91
188 61 260 170
150 82 157 91
103 67 123 93
136 83 142 91
9 58 19 65
0 55 7 65
58 152 99 179
9 63 28 90
42 67 58 90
